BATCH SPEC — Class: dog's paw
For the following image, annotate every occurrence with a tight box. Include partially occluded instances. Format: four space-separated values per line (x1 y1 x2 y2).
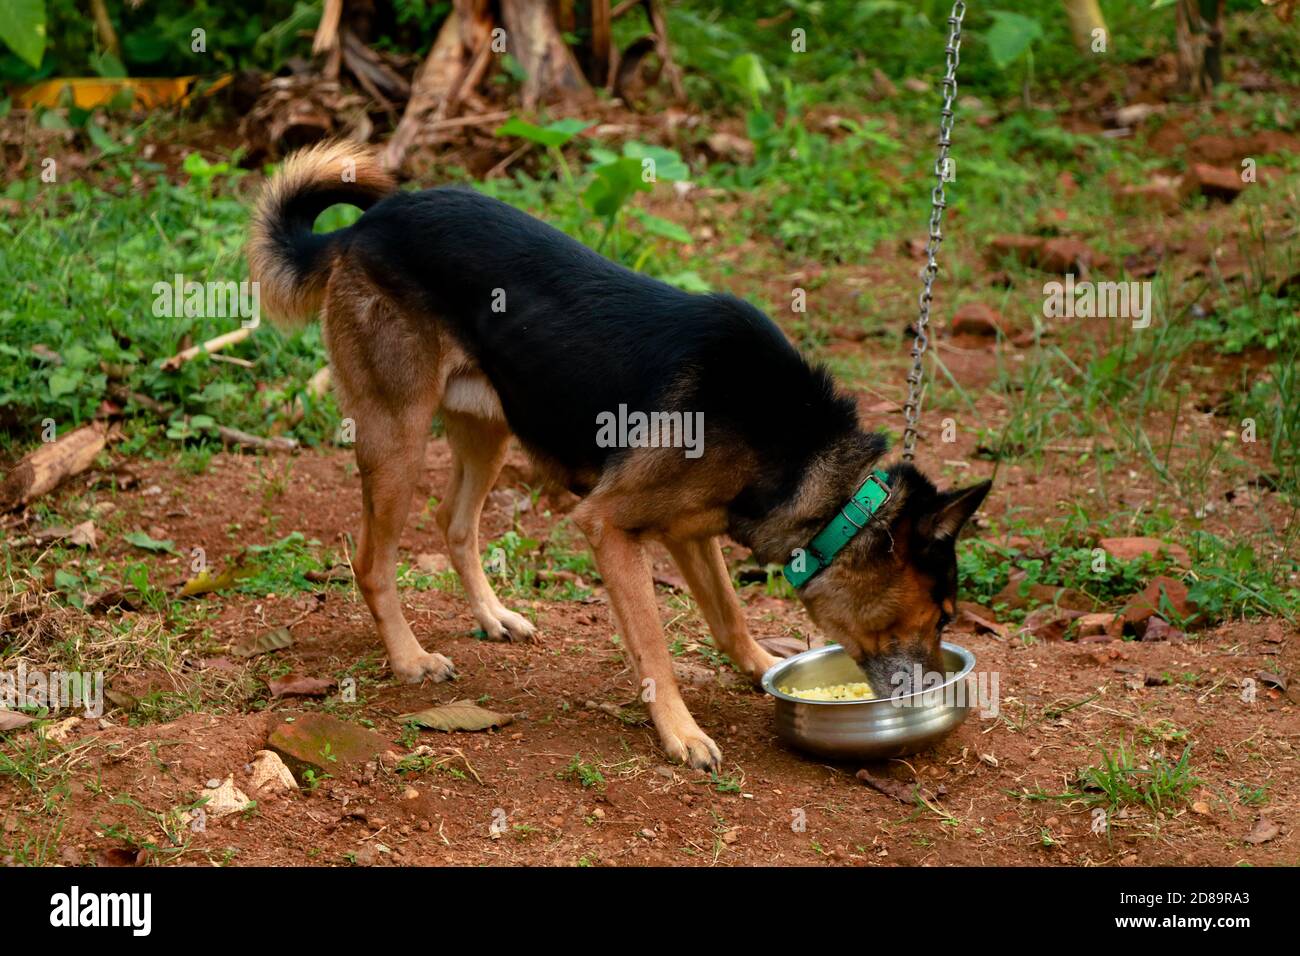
663 728 723 773
481 607 538 644
391 651 457 684
743 650 780 687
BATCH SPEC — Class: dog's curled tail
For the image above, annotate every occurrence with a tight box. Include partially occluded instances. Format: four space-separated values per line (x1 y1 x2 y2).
248 140 397 329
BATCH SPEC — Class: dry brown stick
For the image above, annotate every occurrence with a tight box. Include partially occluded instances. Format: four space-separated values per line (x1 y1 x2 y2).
314 0 345 54
89 0 120 57
423 110 511 133
217 427 299 454
159 327 253 372
1 421 109 512
341 28 412 106
643 0 685 101
209 353 255 369
484 143 531 180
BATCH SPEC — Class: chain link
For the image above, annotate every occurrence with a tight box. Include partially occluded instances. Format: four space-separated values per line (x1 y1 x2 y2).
901 0 966 463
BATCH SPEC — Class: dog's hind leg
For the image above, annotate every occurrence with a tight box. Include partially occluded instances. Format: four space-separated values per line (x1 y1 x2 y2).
350 393 456 683
664 537 778 685
325 274 455 684
436 411 538 643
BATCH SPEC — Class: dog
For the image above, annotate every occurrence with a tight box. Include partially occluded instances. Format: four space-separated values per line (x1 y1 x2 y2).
249 141 991 771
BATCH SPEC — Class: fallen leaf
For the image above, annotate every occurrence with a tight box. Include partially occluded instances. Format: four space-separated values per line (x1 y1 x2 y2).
104 688 138 713
231 626 294 658
180 565 248 598
123 530 180 555
85 587 141 614
757 635 810 658
1244 817 1280 845
397 700 512 732
1254 670 1287 692
267 674 336 698
0 710 37 732
67 520 98 549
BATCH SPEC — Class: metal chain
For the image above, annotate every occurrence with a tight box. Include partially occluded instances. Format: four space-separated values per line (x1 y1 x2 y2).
901 0 966 462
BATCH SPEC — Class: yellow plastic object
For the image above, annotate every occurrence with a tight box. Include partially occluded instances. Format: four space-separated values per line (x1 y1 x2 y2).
14 74 232 110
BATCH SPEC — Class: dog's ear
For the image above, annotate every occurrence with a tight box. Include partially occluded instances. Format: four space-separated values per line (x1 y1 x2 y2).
920 480 991 541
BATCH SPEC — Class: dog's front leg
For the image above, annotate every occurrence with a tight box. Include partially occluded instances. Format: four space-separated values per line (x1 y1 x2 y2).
664 537 778 686
576 508 722 772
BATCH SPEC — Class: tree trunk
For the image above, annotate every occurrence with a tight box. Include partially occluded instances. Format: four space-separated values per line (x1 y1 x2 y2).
500 0 592 110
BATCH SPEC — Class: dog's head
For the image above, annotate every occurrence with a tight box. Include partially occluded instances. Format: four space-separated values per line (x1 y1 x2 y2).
796 466 990 696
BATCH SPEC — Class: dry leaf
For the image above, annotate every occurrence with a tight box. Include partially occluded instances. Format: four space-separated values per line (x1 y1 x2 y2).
397 700 512 732
1244 818 1280 845
0 710 36 733
232 626 294 658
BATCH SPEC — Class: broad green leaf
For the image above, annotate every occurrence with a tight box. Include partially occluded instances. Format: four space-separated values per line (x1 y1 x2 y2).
986 11 1043 70
631 209 691 243
495 116 591 148
621 142 689 182
0 0 46 69
47 367 80 399
728 53 770 103
582 156 651 218
124 531 179 555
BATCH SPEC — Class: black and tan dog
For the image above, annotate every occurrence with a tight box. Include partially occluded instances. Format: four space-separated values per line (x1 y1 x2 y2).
249 141 990 771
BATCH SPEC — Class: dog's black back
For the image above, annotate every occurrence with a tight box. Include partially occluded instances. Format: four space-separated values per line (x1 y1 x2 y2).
343 187 861 491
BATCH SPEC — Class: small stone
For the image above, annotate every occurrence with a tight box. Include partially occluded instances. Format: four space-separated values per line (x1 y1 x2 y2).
267 713 395 783
951 302 1003 337
1099 536 1190 568
1122 575 1197 628
1181 163 1246 203
249 750 298 793
199 776 254 818
403 787 420 800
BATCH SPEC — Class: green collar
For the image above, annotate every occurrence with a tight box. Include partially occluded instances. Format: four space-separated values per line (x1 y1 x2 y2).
782 469 892 589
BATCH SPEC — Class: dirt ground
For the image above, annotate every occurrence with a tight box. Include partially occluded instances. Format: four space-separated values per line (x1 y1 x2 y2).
2 427 1293 867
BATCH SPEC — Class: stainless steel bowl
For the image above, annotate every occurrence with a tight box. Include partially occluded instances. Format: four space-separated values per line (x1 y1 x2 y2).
761 642 976 760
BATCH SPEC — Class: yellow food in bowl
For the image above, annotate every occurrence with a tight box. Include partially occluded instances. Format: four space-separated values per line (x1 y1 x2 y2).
780 681 876 701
